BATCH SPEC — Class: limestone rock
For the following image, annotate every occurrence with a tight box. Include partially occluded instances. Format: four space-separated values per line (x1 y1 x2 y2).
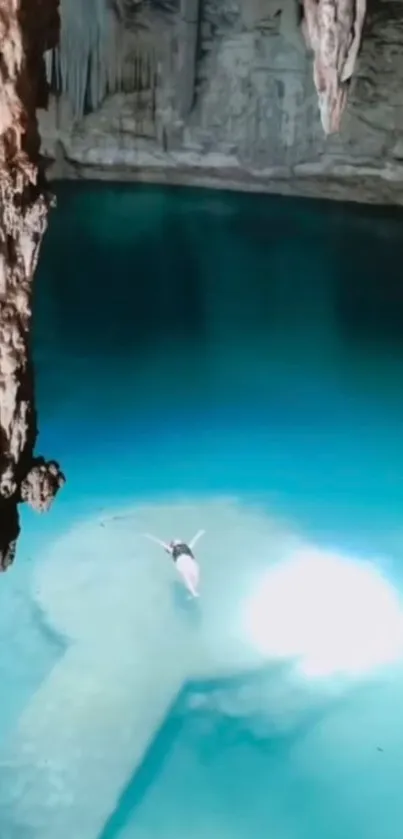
39 0 403 204
0 0 64 571
302 0 366 134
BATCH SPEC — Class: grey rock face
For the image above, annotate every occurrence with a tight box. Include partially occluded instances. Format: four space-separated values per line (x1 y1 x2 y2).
39 0 403 203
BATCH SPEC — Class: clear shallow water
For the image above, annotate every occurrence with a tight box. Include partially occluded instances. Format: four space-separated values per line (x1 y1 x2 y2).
1 184 403 837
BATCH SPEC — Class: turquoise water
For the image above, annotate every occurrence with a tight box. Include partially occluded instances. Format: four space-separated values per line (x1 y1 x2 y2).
35 184 403 549
1 183 403 837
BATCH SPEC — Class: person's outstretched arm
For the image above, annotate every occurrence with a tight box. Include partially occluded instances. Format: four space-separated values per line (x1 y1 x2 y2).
189 530 205 550
144 533 172 553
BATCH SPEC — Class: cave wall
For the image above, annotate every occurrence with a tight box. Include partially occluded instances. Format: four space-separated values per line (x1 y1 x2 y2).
39 0 403 203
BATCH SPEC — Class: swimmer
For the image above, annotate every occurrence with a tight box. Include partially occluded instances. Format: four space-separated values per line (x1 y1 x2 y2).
144 530 205 598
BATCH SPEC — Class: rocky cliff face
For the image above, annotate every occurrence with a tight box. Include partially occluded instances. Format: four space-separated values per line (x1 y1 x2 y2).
39 0 403 203
0 0 64 570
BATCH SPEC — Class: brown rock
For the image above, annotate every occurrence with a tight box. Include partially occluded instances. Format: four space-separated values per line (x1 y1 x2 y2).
0 0 64 572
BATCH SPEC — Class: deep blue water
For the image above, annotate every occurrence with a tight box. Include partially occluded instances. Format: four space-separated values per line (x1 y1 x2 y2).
35 184 403 558
2 183 403 838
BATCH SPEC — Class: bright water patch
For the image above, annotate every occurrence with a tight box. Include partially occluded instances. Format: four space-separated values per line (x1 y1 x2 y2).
244 546 403 678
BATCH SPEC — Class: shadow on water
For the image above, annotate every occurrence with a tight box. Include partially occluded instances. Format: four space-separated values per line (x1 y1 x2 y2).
37 192 207 362
335 234 403 355
97 661 356 839
36 182 403 365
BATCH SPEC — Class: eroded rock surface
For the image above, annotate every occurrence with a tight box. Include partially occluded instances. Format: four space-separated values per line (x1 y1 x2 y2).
39 0 403 204
302 0 366 133
0 0 64 571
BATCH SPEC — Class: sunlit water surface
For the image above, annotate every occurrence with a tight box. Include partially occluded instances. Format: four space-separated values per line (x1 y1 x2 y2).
1 184 403 839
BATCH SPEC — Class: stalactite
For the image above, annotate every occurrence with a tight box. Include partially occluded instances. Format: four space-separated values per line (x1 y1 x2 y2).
0 0 64 571
45 0 175 121
176 0 199 118
302 0 366 134
151 53 157 121
46 0 126 120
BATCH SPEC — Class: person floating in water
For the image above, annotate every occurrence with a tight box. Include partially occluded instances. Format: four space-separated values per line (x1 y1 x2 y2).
144 530 205 598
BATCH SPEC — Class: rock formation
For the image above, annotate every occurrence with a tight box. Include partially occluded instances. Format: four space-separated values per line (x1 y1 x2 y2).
302 0 366 133
39 0 403 204
0 0 64 571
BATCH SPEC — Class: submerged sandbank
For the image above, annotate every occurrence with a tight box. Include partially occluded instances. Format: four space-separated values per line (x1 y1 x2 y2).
0 496 402 839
